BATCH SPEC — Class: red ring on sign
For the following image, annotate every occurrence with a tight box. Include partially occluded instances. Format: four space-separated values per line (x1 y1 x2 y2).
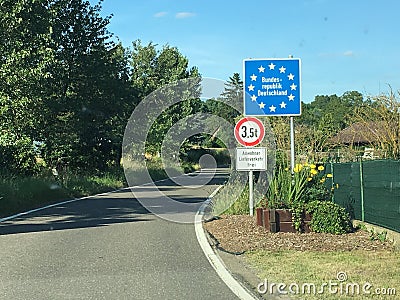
234 117 265 147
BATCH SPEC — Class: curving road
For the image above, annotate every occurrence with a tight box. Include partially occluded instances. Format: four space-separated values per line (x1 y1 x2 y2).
0 169 239 300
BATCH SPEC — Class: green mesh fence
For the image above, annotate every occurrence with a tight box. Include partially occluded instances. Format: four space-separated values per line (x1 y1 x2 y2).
328 160 400 233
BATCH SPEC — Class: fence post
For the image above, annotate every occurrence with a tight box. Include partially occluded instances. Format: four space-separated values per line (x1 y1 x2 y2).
359 158 365 222
330 161 335 203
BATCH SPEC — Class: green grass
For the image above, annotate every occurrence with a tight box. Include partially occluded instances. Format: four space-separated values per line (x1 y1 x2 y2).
0 172 126 218
211 172 263 216
246 249 400 299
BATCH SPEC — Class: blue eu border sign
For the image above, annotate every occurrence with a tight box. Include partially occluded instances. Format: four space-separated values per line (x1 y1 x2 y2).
243 58 301 116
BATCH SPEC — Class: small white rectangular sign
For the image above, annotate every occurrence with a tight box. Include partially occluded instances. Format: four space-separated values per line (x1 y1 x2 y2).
236 147 267 171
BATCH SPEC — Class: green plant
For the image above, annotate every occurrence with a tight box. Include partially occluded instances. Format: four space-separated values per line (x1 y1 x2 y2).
266 161 333 209
356 223 368 231
263 159 334 232
291 203 305 232
305 200 353 234
369 230 387 242
246 249 400 300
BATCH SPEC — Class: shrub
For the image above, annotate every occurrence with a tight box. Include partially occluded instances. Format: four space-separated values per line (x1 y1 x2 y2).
306 200 353 234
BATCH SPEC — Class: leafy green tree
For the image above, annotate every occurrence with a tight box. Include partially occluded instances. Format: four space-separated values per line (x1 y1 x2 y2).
202 73 242 147
38 0 132 171
129 40 201 154
0 0 202 175
300 91 364 132
0 0 54 174
220 72 243 116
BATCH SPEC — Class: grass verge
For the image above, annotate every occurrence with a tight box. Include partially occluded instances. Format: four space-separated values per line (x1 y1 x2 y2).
245 249 400 299
0 172 125 218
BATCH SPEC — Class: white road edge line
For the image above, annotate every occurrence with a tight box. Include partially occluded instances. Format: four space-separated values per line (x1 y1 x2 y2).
0 172 195 223
0 169 215 223
0 187 129 223
195 186 257 300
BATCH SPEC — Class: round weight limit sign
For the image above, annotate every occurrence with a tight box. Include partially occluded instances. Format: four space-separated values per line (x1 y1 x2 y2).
234 117 265 147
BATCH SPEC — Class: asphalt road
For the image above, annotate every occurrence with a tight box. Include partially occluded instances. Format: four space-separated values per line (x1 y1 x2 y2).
0 169 238 300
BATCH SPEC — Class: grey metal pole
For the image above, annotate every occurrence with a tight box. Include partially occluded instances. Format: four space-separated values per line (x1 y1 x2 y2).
288 54 296 173
249 170 254 216
359 158 365 222
290 116 295 173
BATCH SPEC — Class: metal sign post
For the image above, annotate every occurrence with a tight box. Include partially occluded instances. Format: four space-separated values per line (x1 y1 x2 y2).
234 117 267 216
249 170 254 216
290 116 295 173
235 147 267 216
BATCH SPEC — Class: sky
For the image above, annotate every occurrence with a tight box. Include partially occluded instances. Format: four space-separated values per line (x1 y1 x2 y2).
90 0 399 103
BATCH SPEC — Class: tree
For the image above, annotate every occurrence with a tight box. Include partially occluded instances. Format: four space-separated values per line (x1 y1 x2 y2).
129 40 201 154
0 1 202 174
202 73 242 147
300 91 365 132
0 0 54 174
38 0 132 171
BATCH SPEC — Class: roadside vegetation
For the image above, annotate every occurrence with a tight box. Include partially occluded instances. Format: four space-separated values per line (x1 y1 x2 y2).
0 170 125 218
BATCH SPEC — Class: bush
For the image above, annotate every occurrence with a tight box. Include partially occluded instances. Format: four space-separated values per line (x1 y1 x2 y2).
306 200 353 234
0 133 40 175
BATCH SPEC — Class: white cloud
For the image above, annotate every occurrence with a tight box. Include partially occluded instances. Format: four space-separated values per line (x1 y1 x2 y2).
175 12 196 19
154 11 168 18
318 50 356 58
343 50 355 57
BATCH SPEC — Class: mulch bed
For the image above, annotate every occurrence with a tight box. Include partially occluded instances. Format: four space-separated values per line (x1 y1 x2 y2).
204 215 395 253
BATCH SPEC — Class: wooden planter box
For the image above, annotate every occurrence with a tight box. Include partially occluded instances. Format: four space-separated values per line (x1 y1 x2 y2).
256 208 312 233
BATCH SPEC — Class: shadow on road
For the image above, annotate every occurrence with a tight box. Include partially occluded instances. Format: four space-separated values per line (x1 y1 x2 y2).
0 191 152 236
0 168 231 236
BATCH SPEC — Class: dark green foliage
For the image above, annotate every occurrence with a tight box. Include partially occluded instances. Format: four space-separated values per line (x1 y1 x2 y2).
204 73 242 123
306 200 353 234
130 40 201 155
299 91 364 132
0 133 39 176
39 0 133 171
0 0 201 175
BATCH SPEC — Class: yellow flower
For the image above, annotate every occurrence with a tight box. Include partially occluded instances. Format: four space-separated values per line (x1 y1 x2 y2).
284 167 289 171
320 178 326 183
293 164 303 173
307 177 312 182
326 173 333 178
318 165 324 171
310 169 318 175
310 164 316 169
